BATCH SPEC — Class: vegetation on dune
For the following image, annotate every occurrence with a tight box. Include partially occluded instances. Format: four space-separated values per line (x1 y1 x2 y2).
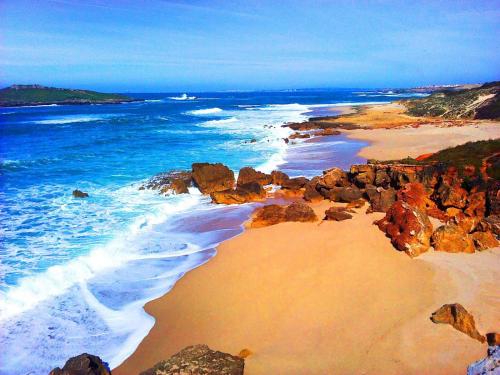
0 84 135 106
403 82 500 120
368 139 500 180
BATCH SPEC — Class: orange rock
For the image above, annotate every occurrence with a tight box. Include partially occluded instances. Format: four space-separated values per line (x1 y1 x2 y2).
430 303 485 343
415 152 434 161
237 167 272 187
237 348 253 359
471 231 499 251
431 224 475 253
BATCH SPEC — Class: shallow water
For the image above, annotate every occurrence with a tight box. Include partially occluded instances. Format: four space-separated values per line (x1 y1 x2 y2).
0 89 422 374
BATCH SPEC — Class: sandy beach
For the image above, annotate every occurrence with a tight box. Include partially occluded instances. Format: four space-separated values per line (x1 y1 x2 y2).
114 106 500 375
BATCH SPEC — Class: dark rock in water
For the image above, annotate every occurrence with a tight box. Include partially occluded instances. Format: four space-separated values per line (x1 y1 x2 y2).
191 163 235 194
72 189 89 198
140 344 244 375
430 303 485 343
250 138 257 143
324 207 353 221
284 202 317 222
271 170 290 185
49 353 110 375
142 171 192 195
237 167 272 187
210 182 266 204
289 132 310 139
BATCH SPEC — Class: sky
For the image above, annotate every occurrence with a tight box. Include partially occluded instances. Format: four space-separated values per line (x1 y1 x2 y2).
0 0 499 92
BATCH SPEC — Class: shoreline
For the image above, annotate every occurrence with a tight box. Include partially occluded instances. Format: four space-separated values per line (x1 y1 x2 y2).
115 102 500 374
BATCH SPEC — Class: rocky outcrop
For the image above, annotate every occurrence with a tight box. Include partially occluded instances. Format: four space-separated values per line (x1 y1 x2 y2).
192 163 235 194
376 201 433 257
326 186 363 203
251 202 317 228
271 170 290 186
317 167 349 189
484 215 500 236
289 132 311 139
49 353 110 375
430 303 485 343
72 189 89 198
431 224 475 253
303 179 324 203
237 167 272 187
365 186 396 213
211 182 266 204
324 207 353 221
141 171 192 195
471 231 499 251
140 344 244 375
281 177 309 191
350 165 375 187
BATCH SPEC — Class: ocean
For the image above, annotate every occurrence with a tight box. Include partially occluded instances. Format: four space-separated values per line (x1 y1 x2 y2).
0 89 427 374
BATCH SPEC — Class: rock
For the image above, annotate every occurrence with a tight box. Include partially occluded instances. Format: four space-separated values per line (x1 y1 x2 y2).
467 345 500 375
375 200 433 257
436 168 468 208
471 231 499 251
450 212 482 234
303 180 324 203
192 163 235 194
284 202 318 222
350 164 375 187
314 128 341 136
464 191 487 218
210 182 266 204
374 168 391 188
271 170 290 185
430 303 485 343
486 180 500 215
237 349 253 359
487 332 500 346
365 186 396 213
140 344 244 375
327 186 363 203
484 215 500 236
72 189 89 198
251 205 286 228
317 167 349 189
346 198 366 209
142 171 192 195
397 182 445 219
324 207 353 221
387 165 421 189
281 177 309 190
49 353 110 375
432 224 475 253
237 167 272 187
289 132 311 139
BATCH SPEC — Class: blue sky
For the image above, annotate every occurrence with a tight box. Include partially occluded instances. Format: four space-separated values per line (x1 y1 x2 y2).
0 0 499 92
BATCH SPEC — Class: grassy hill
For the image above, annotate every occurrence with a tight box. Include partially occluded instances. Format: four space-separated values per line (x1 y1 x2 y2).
402 82 500 120
0 85 138 107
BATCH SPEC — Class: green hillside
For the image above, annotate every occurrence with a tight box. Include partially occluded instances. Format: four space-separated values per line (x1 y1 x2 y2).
0 85 137 106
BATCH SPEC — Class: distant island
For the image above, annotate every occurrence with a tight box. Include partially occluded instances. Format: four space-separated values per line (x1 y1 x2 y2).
0 84 140 107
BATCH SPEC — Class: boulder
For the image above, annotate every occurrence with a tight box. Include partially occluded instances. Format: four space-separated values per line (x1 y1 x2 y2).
483 215 500 236
430 303 485 343
281 177 309 190
487 332 500 346
289 132 311 139
237 167 272 187
350 164 375 187
324 207 353 221
251 205 286 228
387 165 421 188
435 167 468 208
142 171 192 195
471 231 499 251
397 182 445 219
303 180 324 203
375 201 433 257
346 198 366 209
486 180 500 215
464 191 487 218
192 163 235 194
284 202 318 222
432 224 475 253
72 189 89 198
271 170 290 185
140 344 244 375
317 167 349 189
449 212 482 234
374 167 391 188
314 128 341 136
365 186 396 213
210 182 266 204
49 353 110 375
327 186 363 203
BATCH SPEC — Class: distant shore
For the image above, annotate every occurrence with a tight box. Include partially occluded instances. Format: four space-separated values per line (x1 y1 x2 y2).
114 102 500 374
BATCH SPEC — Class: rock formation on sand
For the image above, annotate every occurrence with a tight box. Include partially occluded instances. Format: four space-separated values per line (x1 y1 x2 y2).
49 353 110 375
191 163 235 194
211 182 266 204
251 202 317 228
430 303 485 343
324 206 353 221
140 344 244 375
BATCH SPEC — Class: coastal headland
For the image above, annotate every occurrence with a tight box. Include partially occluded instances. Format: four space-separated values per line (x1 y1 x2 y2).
107 85 500 375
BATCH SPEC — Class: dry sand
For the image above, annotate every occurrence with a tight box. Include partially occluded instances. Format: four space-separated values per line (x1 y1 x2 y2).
115 201 499 375
346 122 500 160
114 111 500 375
